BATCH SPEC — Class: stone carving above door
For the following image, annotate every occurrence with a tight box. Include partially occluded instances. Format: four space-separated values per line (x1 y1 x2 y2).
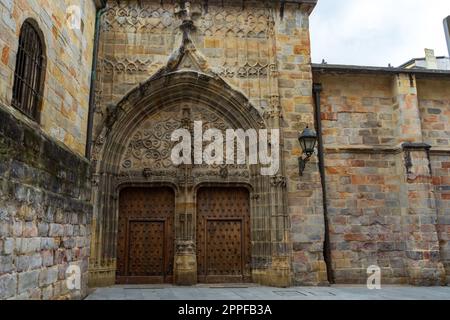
120 104 248 174
121 116 180 170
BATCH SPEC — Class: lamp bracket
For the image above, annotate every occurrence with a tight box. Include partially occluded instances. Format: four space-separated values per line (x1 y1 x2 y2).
298 153 312 176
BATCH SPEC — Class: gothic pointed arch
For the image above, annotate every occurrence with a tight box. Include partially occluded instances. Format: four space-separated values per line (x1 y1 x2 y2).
92 69 267 175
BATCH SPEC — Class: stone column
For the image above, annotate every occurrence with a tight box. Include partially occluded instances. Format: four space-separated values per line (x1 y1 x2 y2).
174 174 197 285
174 108 197 285
266 94 292 287
394 74 445 285
88 172 117 287
393 73 423 143
400 143 446 285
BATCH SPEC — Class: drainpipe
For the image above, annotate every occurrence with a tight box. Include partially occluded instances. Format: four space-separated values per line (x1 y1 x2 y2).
86 1 107 159
313 83 334 284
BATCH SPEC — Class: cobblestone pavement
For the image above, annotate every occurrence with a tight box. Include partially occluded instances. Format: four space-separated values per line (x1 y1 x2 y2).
86 285 450 300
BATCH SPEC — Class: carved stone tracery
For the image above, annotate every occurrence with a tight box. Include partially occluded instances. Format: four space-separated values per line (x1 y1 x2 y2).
103 2 179 33
102 57 153 74
102 1 273 38
120 104 252 179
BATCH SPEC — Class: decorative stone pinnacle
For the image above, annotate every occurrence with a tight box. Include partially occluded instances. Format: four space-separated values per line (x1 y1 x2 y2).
176 0 197 37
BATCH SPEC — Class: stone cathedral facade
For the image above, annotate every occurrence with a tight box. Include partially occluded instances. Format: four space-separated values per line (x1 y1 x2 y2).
0 0 449 300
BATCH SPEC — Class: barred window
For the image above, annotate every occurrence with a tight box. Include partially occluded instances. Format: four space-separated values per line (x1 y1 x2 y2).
12 20 46 121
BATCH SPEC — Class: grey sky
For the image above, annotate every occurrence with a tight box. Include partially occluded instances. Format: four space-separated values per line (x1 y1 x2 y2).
310 0 450 67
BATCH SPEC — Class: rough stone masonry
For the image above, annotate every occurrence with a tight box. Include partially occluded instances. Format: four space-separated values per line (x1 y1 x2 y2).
0 105 92 299
0 0 99 299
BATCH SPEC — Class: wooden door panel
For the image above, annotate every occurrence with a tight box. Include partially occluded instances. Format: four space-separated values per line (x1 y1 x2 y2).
128 221 165 277
206 220 243 281
197 188 251 283
117 188 174 284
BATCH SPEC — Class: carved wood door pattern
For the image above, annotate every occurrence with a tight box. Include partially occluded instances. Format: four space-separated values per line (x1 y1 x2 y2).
117 188 175 284
197 187 251 283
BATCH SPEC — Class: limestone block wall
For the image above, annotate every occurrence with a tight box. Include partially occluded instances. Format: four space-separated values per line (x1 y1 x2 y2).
0 0 97 156
0 105 92 300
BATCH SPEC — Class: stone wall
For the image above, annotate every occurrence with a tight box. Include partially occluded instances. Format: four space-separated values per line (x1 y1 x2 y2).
0 0 97 156
314 70 449 285
0 103 92 299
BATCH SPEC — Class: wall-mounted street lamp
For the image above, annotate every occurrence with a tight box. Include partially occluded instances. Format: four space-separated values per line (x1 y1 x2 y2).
298 126 318 176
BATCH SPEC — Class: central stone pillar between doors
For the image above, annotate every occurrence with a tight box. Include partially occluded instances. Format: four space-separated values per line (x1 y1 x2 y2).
174 176 197 285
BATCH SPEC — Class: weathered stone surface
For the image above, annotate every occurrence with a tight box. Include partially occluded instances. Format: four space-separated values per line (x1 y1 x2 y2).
1 238 14 255
39 266 59 287
0 255 14 273
0 273 17 299
16 253 42 272
41 250 54 267
41 285 53 300
0 87 93 299
18 238 41 254
48 224 64 237
18 270 40 294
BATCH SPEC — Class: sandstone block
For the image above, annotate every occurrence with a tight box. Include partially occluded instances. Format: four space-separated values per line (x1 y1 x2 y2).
0 273 17 299
19 237 41 254
0 255 14 273
41 238 57 250
1 238 14 255
41 250 54 267
39 266 59 287
49 224 64 237
18 270 40 294
16 253 42 272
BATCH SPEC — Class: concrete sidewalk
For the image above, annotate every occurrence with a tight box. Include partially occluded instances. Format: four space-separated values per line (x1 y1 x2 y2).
85 284 450 300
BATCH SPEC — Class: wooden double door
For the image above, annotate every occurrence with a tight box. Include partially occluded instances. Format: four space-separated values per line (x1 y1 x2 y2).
116 187 251 284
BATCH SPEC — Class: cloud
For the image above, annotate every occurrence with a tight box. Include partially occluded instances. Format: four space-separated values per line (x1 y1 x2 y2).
310 0 450 66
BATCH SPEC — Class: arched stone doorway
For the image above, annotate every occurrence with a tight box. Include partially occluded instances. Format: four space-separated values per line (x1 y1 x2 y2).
88 67 292 287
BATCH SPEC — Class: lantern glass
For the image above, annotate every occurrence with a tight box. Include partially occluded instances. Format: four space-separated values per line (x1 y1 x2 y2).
299 127 318 156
